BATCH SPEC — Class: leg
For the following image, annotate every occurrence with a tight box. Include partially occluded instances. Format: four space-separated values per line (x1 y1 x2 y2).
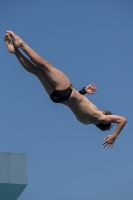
4 33 55 95
6 31 71 90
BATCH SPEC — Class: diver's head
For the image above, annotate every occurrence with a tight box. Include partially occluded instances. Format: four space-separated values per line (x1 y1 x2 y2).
95 110 113 131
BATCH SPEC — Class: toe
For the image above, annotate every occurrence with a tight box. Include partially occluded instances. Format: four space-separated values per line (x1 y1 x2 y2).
6 30 15 38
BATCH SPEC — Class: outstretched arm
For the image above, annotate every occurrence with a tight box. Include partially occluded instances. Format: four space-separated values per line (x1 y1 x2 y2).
79 83 97 95
100 115 127 149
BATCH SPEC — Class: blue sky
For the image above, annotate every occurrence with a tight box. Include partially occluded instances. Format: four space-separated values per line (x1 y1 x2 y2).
0 0 133 199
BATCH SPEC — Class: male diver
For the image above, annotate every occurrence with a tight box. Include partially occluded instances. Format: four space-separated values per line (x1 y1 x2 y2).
4 30 127 149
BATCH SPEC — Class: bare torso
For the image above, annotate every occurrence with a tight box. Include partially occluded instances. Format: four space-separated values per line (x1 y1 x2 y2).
62 89 103 125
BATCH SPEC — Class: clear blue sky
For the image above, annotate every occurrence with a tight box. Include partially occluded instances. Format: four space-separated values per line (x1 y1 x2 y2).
0 0 133 199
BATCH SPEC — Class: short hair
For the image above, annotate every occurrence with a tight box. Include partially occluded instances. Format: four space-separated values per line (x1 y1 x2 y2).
95 110 113 131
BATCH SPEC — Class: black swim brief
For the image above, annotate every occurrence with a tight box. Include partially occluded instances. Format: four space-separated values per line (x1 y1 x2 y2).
50 85 73 103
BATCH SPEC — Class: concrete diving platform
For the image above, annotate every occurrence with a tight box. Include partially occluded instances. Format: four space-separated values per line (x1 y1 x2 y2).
0 152 28 200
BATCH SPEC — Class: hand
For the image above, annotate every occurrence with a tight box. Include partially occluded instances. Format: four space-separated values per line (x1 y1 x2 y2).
103 135 117 149
85 83 97 95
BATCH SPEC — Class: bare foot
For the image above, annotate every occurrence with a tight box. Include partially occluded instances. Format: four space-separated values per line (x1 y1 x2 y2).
6 30 24 49
4 33 15 53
